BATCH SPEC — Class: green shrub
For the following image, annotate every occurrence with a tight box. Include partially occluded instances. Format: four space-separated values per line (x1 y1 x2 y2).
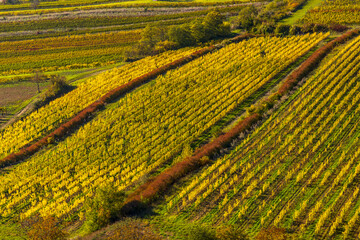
187 224 217 240
84 186 126 232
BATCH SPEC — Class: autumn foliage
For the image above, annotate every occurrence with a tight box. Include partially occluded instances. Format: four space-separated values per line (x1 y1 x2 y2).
124 113 261 209
26 216 66 240
106 219 163 240
277 28 360 96
0 46 216 169
123 29 360 212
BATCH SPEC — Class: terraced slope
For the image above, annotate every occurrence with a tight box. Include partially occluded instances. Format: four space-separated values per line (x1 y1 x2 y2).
0 47 198 161
163 34 360 239
0 33 327 223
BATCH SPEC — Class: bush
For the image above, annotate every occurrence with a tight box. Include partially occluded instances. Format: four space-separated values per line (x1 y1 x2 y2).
235 5 259 30
84 186 126 232
255 226 287 240
107 218 163 240
275 24 290 36
26 216 66 240
216 226 249 240
187 224 217 240
168 25 196 47
329 24 349 33
44 75 69 99
289 25 302 35
256 22 276 35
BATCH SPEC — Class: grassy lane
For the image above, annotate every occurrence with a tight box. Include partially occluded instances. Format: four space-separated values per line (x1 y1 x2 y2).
282 0 324 25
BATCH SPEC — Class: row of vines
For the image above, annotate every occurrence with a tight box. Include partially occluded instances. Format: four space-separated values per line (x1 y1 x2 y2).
301 0 360 25
0 33 327 222
164 34 360 239
0 47 199 160
0 30 142 76
0 5 244 33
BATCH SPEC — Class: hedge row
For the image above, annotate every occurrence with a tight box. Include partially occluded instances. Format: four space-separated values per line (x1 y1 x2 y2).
247 28 360 116
122 28 360 212
124 113 261 209
0 45 217 168
277 28 360 96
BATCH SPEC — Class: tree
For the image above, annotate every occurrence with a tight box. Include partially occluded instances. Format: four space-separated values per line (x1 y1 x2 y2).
289 25 302 35
83 186 126 232
140 24 167 48
27 216 66 240
236 5 258 30
168 25 196 47
275 24 290 36
256 22 276 35
203 10 226 38
190 19 209 43
31 71 46 93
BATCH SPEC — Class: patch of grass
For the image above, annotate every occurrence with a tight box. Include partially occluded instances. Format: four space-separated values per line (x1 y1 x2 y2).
282 0 324 25
0 223 26 240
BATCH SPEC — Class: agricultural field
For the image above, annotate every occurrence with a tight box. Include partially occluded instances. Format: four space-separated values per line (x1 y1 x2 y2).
0 33 326 222
1 0 360 239
0 30 141 76
301 0 360 25
160 34 360 239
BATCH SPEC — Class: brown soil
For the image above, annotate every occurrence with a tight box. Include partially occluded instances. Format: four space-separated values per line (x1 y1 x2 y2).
0 84 45 107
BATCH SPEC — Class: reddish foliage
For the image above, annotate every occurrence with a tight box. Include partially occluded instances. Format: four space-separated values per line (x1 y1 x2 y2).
0 45 217 169
277 28 360 96
329 24 349 33
125 113 261 207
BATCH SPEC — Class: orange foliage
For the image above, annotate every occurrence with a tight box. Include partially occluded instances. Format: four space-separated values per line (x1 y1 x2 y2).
278 28 360 96
0 45 216 169
124 113 261 210
255 227 286 240
27 216 66 240
107 219 163 240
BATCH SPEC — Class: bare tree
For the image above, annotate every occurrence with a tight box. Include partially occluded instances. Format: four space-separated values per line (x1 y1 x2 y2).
30 0 39 9
0 107 6 116
32 71 46 93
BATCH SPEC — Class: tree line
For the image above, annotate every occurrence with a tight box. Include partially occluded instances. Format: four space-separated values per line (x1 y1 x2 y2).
125 10 231 60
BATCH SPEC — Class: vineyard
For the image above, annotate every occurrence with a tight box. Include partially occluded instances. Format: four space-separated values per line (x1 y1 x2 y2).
161 34 360 239
301 0 360 25
2 0 360 239
0 30 142 76
0 47 198 161
0 33 326 222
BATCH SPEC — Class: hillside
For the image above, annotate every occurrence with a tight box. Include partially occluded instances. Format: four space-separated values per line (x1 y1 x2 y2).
1 0 360 239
